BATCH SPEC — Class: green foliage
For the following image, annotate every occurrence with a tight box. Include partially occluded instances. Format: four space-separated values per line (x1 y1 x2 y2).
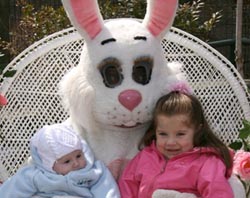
0 0 222 63
99 0 222 42
99 0 146 19
0 0 70 80
229 119 250 151
174 0 222 41
0 0 71 57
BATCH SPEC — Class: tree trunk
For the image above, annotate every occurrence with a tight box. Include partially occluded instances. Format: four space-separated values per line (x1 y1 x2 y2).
235 0 244 77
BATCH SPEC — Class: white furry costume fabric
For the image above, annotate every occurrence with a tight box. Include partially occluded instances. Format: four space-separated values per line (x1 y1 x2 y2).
55 0 245 197
60 0 181 168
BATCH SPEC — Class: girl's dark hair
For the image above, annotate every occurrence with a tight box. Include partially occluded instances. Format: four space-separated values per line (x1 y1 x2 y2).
139 91 232 169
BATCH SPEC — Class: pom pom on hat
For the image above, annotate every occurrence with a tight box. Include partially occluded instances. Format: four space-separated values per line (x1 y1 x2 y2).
31 123 82 172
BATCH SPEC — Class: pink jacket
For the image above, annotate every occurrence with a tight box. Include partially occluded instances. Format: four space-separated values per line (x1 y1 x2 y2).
118 142 233 198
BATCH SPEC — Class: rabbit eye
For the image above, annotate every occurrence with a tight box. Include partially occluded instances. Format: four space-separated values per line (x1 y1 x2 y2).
132 56 153 85
99 57 123 88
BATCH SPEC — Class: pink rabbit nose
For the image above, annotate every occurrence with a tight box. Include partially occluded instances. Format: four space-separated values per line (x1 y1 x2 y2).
118 90 142 111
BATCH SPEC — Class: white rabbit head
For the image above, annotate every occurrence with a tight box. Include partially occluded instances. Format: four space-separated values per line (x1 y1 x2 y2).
60 0 183 162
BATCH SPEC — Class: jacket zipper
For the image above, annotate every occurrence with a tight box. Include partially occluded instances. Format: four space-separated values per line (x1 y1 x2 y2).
147 160 167 198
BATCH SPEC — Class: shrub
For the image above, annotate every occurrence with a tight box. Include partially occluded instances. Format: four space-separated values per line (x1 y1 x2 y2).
0 0 222 73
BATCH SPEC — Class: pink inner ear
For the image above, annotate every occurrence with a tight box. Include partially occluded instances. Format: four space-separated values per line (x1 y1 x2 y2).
147 0 178 37
70 0 102 39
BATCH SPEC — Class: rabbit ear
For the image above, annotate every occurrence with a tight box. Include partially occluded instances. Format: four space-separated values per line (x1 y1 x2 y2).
61 0 104 40
143 0 178 39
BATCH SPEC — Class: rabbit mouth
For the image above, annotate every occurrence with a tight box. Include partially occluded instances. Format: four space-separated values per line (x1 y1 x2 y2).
115 120 142 128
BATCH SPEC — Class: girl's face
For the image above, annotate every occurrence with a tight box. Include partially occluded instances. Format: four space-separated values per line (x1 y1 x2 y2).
155 114 196 159
53 149 86 175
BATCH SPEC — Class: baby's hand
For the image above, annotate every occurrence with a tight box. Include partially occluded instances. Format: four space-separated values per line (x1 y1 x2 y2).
152 189 197 198
107 158 129 181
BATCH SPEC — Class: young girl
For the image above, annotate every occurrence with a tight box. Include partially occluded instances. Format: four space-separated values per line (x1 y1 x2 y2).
119 85 234 198
0 122 120 198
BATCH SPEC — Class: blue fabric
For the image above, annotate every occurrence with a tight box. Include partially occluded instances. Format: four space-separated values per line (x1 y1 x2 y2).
0 123 120 198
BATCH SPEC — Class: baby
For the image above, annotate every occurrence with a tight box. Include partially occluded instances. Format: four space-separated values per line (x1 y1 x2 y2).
0 122 120 198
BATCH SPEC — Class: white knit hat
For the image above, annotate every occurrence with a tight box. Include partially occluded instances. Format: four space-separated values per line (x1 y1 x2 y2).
31 123 82 172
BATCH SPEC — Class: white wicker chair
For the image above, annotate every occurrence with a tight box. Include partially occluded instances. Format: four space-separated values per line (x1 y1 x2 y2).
0 26 250 192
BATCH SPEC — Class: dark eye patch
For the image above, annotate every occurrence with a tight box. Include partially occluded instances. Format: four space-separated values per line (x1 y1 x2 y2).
98 57 123 88
132 56 153 85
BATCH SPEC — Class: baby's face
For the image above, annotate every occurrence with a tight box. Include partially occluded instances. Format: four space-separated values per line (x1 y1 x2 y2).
53 149 86 175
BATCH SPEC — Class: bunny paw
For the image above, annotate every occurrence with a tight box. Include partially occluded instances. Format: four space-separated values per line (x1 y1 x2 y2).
152 189 197 198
